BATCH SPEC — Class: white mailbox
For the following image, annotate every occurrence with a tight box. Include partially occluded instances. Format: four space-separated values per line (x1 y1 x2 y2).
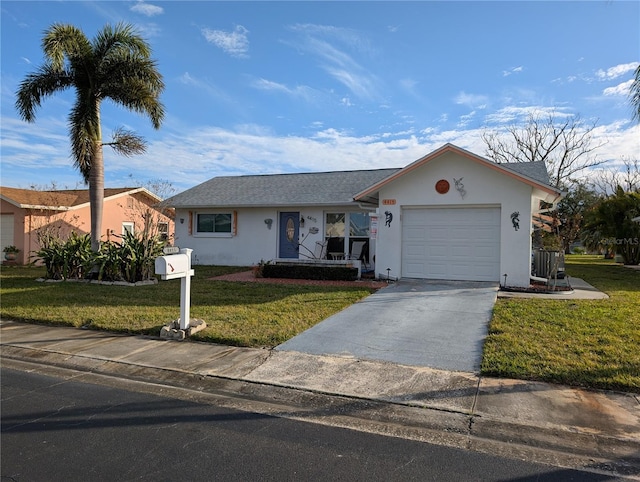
155 248 195 331
155 253 192 280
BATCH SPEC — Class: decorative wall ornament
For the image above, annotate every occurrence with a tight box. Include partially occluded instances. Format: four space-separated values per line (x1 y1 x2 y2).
384 211 393 227
435 179 450 194
511 211 520 231
308 227 319 234
453 177 466 199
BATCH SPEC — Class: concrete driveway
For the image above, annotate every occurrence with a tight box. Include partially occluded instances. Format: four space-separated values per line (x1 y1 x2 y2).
276 279 499 373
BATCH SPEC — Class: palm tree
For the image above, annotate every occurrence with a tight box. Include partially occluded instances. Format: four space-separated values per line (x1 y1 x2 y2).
16 23 164 252
631 64 640 122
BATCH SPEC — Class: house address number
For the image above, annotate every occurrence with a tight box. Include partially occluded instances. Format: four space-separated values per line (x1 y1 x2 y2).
382 199 396 205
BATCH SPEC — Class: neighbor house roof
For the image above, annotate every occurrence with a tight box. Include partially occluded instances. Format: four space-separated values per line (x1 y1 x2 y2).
0 187 161 211
165 169 401 208
354 143 562 202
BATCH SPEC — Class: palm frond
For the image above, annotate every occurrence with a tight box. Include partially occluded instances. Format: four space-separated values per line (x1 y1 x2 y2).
104 127 147 157
42 23 92 71
15 64 74 122
69 99 100 182
92 23 151 62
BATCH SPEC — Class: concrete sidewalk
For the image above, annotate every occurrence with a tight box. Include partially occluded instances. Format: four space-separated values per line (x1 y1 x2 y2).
1 319 639 478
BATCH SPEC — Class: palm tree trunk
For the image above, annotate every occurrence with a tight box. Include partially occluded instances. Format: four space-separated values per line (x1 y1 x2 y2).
89 149 104 252
89 107 104 253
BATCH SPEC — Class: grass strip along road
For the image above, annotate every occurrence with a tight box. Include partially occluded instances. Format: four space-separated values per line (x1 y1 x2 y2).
1 256 638 392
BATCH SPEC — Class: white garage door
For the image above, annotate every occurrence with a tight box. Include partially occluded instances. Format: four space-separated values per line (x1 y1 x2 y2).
402 207 501 281
1 214 15 254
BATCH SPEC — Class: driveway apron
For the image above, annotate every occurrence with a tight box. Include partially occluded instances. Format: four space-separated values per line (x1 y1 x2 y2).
277 279 499 372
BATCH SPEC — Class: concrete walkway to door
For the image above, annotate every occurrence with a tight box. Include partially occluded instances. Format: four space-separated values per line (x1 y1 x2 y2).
276 279 499 373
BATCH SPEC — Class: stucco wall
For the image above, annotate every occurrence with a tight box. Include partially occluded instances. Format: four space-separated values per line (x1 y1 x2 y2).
174 205 368 267
1 192 174 265
374 152 534 287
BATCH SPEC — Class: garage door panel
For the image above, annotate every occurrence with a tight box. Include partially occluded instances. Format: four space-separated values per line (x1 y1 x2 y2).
402 207 500 282
426 227 448 241
427 263 447 277
475 245 497 259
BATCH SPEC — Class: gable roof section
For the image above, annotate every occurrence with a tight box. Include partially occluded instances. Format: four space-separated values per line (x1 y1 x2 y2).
354 143 562 202
165 169 400 208
0 187 160 211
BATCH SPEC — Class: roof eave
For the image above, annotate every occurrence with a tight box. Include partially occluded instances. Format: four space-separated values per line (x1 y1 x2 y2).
354 143 564 201
169 200 363 210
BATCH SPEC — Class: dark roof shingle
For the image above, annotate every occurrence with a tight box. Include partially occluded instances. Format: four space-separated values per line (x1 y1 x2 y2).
165 169 401 208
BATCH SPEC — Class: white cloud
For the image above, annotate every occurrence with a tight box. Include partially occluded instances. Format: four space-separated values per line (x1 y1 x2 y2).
603 79 634 97
130 1 163 17
483 105 571 125
286 24 380 100
502 66 523 77
135 23 161 38
4 110 637 193
454 92 488 109
457 111 477 128
178 72 231 103
595 62 638 81
201 25 249 58
289 23 373 54
251 78 317 102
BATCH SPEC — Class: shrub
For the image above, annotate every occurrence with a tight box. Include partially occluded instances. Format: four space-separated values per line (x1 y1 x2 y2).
262 263 358 281
34 230 165 283
33 232 92 280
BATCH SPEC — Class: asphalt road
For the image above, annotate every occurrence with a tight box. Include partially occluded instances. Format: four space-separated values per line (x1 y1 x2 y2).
1 366 624 481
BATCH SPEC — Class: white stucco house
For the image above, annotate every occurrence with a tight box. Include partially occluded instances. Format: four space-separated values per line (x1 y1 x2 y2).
165 144 563 287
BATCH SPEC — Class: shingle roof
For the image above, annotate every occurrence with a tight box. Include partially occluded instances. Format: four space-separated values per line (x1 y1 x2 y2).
0 187 156 209
165 145 558 209
165 169 401 208
500 161 551 186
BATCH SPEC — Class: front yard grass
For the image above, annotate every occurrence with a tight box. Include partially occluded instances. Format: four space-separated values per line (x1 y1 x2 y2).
0 265 375 347
482 255 639 393
3 257 638 393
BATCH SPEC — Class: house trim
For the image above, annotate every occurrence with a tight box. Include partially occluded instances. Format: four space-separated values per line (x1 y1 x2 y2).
353 143 563 202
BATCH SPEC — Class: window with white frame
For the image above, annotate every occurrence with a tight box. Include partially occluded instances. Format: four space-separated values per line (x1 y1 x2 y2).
195 213 232 235
158 222 169 240
122 222 134 236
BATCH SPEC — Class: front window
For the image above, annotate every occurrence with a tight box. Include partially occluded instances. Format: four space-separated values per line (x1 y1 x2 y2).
325 212 370 260
122 222 134 236
158 222 169 240
196 213 232 234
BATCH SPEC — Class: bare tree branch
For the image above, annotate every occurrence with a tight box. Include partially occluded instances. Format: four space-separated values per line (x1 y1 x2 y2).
589 157 640 195
482 112 608 188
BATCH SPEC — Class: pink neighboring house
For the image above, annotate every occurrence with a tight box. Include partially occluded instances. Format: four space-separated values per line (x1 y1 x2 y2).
0 186 174 265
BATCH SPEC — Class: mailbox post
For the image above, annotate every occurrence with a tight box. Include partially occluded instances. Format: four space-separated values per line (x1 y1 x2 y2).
155 247 196 331
179 248 193 330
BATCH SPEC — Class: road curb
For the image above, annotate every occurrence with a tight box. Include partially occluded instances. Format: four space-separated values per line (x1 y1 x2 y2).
2 344 639 479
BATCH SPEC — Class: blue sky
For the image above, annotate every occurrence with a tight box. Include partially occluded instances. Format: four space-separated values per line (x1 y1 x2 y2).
1 1 638 194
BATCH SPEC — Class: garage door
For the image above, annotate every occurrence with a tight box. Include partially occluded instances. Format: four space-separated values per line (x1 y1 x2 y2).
402 207 501 281
1 214 14 254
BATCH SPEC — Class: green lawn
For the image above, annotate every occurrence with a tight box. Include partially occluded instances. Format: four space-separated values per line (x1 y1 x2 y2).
482 255 639 393
0 265 375 347
3 257 638 392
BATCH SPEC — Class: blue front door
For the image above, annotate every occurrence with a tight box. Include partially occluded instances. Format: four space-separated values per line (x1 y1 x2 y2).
279 212 300 258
